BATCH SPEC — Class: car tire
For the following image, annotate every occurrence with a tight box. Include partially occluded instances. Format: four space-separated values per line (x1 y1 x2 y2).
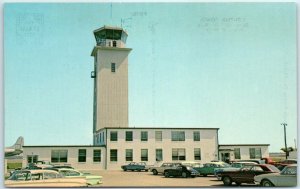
223 176 232 186
152 170 158 175
164 171 170 178
123 168 127 171
182 172 187 178
202 174 207 177
235 182 241 186
261 180 274 187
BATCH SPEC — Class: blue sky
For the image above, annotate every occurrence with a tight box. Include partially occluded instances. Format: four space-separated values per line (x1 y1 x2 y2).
4 3 297 152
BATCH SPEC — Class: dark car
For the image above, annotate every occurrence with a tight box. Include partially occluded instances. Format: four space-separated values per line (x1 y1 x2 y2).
121 162 148 171
164 165 200 178
218 164 280 186
274 159 297 171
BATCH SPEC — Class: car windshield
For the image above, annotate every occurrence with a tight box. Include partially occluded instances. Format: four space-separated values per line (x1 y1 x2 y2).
267 165 280 172
8 171 29 181
186 166 193 170
281 166 297 175
220 163 231 168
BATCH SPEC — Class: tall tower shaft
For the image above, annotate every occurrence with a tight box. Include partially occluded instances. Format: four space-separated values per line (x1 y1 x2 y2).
91 26 132 139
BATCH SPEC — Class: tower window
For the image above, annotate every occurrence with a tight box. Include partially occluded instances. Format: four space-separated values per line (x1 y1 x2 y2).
113 40 117 47
111 63 116 72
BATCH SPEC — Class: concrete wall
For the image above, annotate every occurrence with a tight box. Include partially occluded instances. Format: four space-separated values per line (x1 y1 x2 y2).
219 145 269 161
94 47 131 132
99 128 219 170
23 146 106 171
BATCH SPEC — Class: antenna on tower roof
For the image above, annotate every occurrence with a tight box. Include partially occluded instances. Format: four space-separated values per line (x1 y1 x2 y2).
121 17 132 30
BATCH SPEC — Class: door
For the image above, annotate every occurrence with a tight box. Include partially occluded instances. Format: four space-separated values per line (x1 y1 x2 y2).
221 153 230 163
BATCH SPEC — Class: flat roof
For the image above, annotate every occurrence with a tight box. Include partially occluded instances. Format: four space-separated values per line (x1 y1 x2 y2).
23 145 106 148
96 127 219 132
93 25 128 35
219 144 270 146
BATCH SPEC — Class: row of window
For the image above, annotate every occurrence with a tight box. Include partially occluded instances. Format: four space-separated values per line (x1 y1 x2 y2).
108 131 201 142
49 149 102 163
27 147 262 164
234 148 262 159
109 148 202 162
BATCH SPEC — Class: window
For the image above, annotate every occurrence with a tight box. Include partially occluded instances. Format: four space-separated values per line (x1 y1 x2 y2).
249 148 262 159
111 63 116 72
234 148 241 159
193 131 200 141
172 148 186 160
110 149 118 162
126 149 133 161
171 131 185 141
156 149 163 161
126 131 133 141
194 148 201 160
51 150 68 163
155 131 162 141
93 150 101 162
110 131 118 141
78 149 86 162
27 155 38 163
113 40 117 47
141 131 148 141
141 149 148 161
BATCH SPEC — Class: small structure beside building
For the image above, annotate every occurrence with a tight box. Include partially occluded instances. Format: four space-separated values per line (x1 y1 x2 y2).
219 144 270 163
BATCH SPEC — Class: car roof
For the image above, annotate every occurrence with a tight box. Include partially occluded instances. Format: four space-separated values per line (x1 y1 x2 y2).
205 162 226 165
18 169 59 174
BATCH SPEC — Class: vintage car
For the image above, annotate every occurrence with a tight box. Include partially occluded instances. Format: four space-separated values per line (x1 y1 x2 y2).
181 161 202 168
194 162 230 176
254 164 297 187
52 168 102 185
218 164 280 186
214 162 258 180
149 162 182 175
5 169 87 187
164 165 199 178
274 159 297 170
121 162 148 171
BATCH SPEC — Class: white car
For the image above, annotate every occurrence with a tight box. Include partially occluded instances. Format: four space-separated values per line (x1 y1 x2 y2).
5 169 87 187
254 164 297 187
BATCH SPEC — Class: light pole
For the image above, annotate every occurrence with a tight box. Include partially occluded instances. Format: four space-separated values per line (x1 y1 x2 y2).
281 123 288 159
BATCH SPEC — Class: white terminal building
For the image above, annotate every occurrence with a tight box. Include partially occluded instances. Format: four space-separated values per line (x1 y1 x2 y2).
23 26 269 170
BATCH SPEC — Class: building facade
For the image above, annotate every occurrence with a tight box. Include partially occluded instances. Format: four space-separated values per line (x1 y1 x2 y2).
23 128 219 170
219 144 270 162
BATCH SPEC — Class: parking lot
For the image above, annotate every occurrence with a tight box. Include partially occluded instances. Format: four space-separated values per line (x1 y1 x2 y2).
87 170 257 187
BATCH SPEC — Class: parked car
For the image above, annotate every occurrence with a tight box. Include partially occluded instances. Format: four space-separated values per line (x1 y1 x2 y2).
5 169 87 187
214 162 258 180
274 159 297 170
121 162 148 171
218 164 280 186
254 164 297 187
149 162 182 175
194 162 230 176
164 165 199 178
181 161 202 168
52 168 102 185
35 160 54 169
236 159 266 164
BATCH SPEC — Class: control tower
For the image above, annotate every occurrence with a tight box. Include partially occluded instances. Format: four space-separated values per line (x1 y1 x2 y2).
91 26 132 138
